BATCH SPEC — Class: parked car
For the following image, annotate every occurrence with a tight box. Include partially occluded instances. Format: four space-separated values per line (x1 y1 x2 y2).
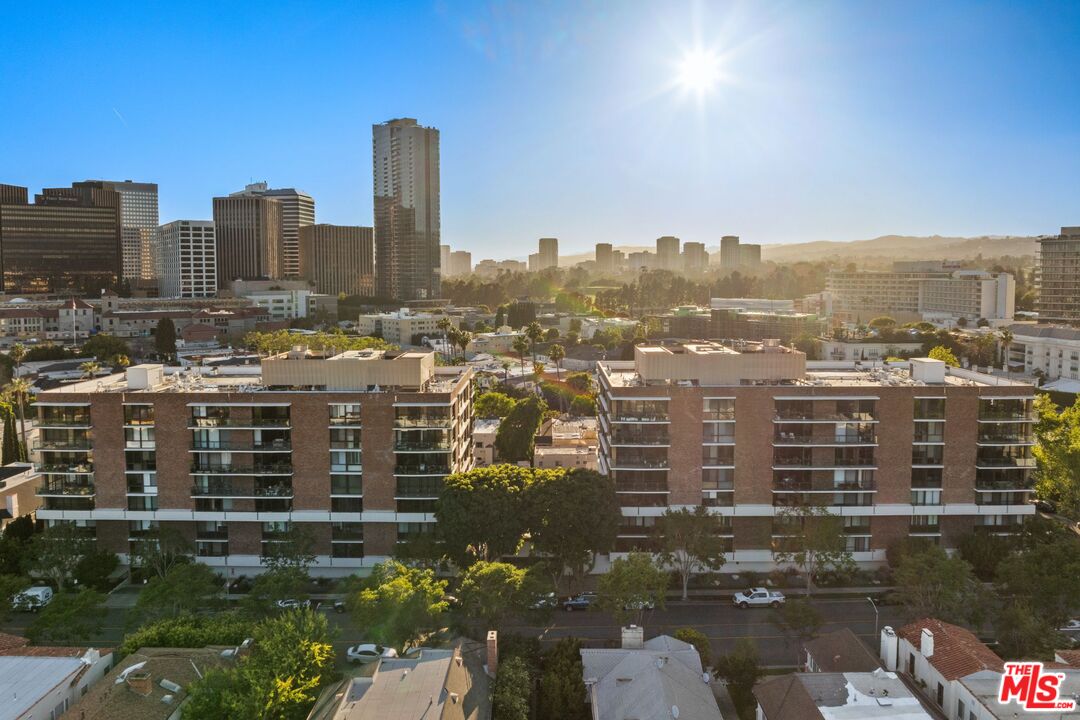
732 587 785 609
623 598 656 611
562 593 597 611
529 592 557 610
1059 619 1080 632
346 644 399 664
276 598 311 609
13 586 53 612
1035 499 1057 514
332 601 347 614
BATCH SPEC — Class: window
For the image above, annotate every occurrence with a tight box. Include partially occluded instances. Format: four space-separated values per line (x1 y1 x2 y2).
936 683 944 706
957 699 965 718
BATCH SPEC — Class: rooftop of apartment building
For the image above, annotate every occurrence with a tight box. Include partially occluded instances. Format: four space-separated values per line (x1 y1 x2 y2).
599 341 1031 389
754 670 937 720
39 349 471 396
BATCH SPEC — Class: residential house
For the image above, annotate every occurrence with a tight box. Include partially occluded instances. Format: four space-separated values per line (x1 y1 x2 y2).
0 632 113 720
754 669 937 720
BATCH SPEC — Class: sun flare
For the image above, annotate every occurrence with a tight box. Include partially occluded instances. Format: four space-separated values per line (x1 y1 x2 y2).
676 49 722 94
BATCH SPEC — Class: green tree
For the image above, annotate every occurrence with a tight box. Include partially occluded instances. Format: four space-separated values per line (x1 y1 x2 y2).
995 535 1080 629
73 548 119 591
78 360 101 379
714 638 763 720
132 562 224 624
155 317 177 359
512 334 530 378
655 507 728 600
868 316 897 329
928 345 959 367
6 379 31 456
1 406 21 464
475 391 516 418
995 598 1059 661
956 532 1013 581
0 574 31 620
492 655 532 720
120 613 255 656
25 522 93 589
435 465 536 565
347 561 448 651
771 599 824 664
548 343 565 380
565 372 593 394
82 333 131 363
527 468 620 591
457 561 536 631
674 627 713 670
261 525 316 574
538 638 589 720
596 552 668 626
525 321 544 362
129 526 194 579
893 544 987 626
1032 394 1080 519
495 397 546 463
27 589 106 643
999 327 1014 372
569 394 596 416
771 505 854 595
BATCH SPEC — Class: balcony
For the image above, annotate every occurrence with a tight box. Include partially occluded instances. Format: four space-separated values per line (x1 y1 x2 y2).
977 478 1032 491
394 440 452 452
394 463 451 476
610 429 670 446
37 481 95 496
38 463 93 474
393 415 452 429
773 493 874 507
189 463 294 475
610 457 669 470
615 478 669 493
35 441 92 452
329 416 363 427
773 477 876 492
772 433 876 446
191 440 292 451
36 417 91 428
977 433 1034 445
190 481 295 498
773 412 877 423
974 457 1036 470
188 417 291 429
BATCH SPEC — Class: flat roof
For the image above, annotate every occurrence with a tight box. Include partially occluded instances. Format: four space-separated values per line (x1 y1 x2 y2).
0 655 86 718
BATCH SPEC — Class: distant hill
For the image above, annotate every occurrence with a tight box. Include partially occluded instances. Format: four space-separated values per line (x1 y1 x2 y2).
556 235 1038 268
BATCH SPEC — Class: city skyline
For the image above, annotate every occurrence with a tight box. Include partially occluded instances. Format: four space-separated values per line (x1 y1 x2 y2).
2 1 1079 257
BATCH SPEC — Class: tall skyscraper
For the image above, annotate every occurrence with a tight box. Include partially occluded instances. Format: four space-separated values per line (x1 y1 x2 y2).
538 237 558 270
656 235 680 271
682 242 709 274
373 118 441 300
0 183 121 294
80 180 159 281
440 244 451 275
720 235 741 269
595 243 613 274
157 220 217 298
212 194 283 287
1037 227 1080 325
448 250 472 277
231 183 314 278
299 224 375 297
739 243 761 268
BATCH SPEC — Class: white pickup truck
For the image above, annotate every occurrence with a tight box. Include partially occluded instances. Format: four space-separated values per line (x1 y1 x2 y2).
732 587 785 609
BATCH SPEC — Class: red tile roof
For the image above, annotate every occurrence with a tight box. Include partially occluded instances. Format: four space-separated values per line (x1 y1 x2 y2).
897 618 1004 681
1055 649 1080 667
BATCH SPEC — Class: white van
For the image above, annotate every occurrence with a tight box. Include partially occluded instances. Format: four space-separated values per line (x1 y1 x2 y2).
13 586 53 612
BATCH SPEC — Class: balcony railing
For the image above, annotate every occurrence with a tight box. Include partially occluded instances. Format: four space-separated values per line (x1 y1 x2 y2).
35 441 92 451
612 413 669 422
611 458 669 469
37 417 91 427
190 463 294 475
394 464 450 476
775 412 877 422
189 418 291 428
37 482 95 496
394 416 452 428
196 531 229 541
977 479 1032 491
773 478 876 492
192 440 292 451
974 457 1036 469
394 441 452 451
772 434 876 445
190 482 295 498
38 463 93 474
610 431 670 445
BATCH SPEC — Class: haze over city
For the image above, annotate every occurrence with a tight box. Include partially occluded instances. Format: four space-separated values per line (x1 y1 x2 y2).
3 0 1079 256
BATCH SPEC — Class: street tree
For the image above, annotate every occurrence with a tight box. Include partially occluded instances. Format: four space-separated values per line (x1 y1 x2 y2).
525 322 544 362
494 397 546 464
6 378 31 454
674 627 713 670
155 317 177 359
347 561 448 651
132 562 224 624
25 522 94 589
435 465 537 565
475 391 516 418
714 638 763 720
512 334 530 378
771 599 824 664
995 598 1060 661
893 544 987 626
129 526 194 579
457 561 541 631
120 613 254 656
596 552 668 626
1032 394 1080 519
654 506 728 600
995 535 1080 629
771 505 854 595
27 589 107 643
527 468 620 591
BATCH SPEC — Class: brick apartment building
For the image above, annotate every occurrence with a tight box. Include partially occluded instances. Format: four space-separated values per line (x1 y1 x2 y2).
598 341 1036 568
35 348 473 575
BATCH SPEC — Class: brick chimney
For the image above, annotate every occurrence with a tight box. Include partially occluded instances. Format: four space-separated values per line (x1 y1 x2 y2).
486 630 498 676
622 625 644 649
126 671 153 696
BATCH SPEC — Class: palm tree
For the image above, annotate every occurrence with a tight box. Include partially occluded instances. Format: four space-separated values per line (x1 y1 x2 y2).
532 360 546 382
456 331 472 363
446 327 461 362
435 317 452 357
7 377 31 455
512 335 530 381
501 360 512 386
548 343 565 381
79 360 101 380
998 328 1014 374
9 343 26 381
525 322 544 363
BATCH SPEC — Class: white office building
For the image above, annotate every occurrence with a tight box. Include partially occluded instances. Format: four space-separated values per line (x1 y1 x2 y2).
156 220 217 298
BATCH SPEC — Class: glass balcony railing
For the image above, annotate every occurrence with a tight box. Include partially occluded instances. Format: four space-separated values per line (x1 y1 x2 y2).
37 482 95 496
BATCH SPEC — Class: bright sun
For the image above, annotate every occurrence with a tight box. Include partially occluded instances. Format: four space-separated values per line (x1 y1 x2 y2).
676 49 722 94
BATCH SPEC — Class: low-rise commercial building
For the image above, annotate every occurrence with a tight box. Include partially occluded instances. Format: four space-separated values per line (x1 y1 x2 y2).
230 279 337 321
711 308 823 343
34 350 474 574
353 309 460 346
1005 324 1080 383
598 342 1036 566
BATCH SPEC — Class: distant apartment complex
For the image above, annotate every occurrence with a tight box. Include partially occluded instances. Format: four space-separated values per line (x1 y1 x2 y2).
353 308 460 345
0 183 122 295
35 350 474 573
827 262 1015 325
1005 324 1080 386
373 118 441 301
597 342 1036 567
232 183 315 279
595 243 614 273
1036 226 1080 325
529 237 559 272
156 220 217 298
299 224 375 297
212 193 284 287
719 235 760 270
81 180 159 281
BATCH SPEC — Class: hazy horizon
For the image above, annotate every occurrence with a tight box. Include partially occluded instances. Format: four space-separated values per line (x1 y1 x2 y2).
2 1 1077 256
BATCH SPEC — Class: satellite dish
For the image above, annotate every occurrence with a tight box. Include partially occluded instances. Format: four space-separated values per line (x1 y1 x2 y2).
672 706 680 719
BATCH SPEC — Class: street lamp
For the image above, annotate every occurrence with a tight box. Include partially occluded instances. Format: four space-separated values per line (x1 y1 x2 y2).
866 596 879 637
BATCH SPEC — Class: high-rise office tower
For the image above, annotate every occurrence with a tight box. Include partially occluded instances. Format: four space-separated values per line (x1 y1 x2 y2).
373 118 441 300
440 244 451 275
80 180 159 281
1037 227 1080 325
595 243 613 274
212 194 284 287
0 183 121 294
299 224 375 297
157 220 217 298
231 183 314 278
448 250 472 277
538 237 558 270
739 243 761 268
682 242 709 274
656 236 680 271
720 235 741 269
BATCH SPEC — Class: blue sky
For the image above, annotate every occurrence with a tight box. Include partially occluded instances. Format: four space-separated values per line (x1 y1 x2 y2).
1 1 1078 257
